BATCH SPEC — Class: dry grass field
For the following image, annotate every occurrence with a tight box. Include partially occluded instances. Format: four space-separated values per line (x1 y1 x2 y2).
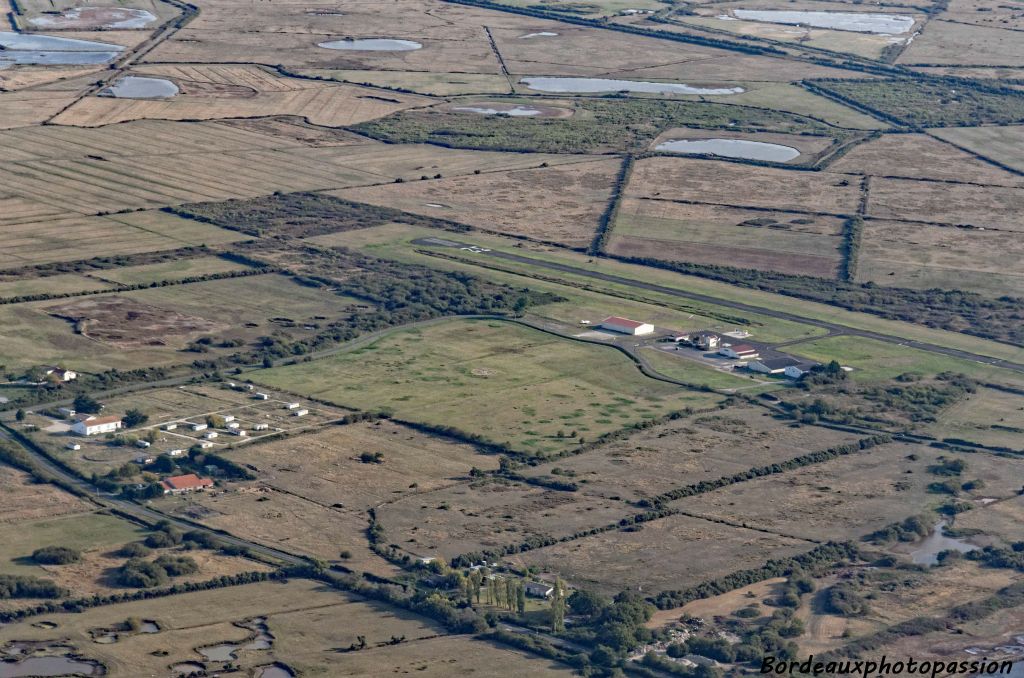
376 480 636 560
519 407 862 502
857 218 1024 296
54 65 428 128
923 386 1024 450
865 176 1024 231
0 90 80 129
0 466 91 525
0 579 457 677
609 198 845 277
827 132 1024 186
163 483 401 578
930 125 1024 173
0 210 241 268
334 157 620 247
0 273 114 299
674 442 1024 543
954 495 1024 542
511 513 811 595
898 19 1024 66
251 319 723 456
626 157 863 215
301 69 513 95
90 255 249 285
230 419 499 511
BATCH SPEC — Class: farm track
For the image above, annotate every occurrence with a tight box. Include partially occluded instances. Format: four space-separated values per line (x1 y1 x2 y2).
411 237 1024 373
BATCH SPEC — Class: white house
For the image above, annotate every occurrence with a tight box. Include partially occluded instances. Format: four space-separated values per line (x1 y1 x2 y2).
204 431 218 440
718 343 759 360
253 393 269 400
285 402 300 410
43 366 77 382
71 415 122 437
163 423 178 431
190 423 208 432
66 442 81 451
167 448 186 457
600 316 655 336
199 441 215 449
293 409 309 417
747 357 801 375
691 331 720 350
227 422 240 429
524 582 555 598
223 415 236 423
253 423 270 431
784 365 808 380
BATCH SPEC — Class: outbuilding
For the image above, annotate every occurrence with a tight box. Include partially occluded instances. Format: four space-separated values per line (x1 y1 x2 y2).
718 344 759 360
747 357 802 375
524 582 555 598
600 316 655 336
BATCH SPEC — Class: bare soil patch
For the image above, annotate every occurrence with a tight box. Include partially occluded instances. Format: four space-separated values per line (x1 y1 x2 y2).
45 296 225 349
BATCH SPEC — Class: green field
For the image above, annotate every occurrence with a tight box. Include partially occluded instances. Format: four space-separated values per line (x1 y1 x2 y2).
251 319 722 456
0 512 145 577
94 256 249 285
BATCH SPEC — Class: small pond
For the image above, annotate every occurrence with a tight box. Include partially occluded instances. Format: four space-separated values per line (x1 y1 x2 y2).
101 76 179 99
27 7 157 29
452 104 543 117
520 77 743 95
910 520 978 565
0 31 123 66
731 9 914 35
171 662 205 675
656 138 801 162
518 31 558 38
0 657 100 677
256 664 295 678
318 38 422 51
198 617 273 662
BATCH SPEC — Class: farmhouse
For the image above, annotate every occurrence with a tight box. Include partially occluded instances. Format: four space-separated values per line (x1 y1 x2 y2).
71 414 122 436
524 582 555 598
600 316 655 336
43 366 77 382
160 473 214 494
747 357 802 375
718 344 759 360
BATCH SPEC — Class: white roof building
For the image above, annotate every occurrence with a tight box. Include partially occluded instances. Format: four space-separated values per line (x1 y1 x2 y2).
600 316 655 336
71 415 122 437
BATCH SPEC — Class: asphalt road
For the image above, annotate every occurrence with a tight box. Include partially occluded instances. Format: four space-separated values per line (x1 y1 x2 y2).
413 238 1024 374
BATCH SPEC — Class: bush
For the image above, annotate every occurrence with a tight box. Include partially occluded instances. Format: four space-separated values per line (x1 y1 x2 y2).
31 546 81 565
116 559 168 588
824 583 870 616
118 542 152 558
153 555 199 577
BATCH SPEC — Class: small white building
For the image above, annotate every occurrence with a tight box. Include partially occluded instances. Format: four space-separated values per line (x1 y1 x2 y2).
44 366 77 382
692 332 720 350
253 423 270 431
285 402 300 410
223 415 236 423
136 440 151 448
71 415 122 437
253 393 269 400
600 316 655 336
134 456 154 465
718 344 759 360
524 582 555 598
293 409 309 417
232 429 248 437
784 365 808 380
747 357 801 375
227 422 240 429
204 431 218 440
66 442 81 451
58 407 76 418
199 441 215 449
191 423 208 432
167 448 186 457
163 423 178 431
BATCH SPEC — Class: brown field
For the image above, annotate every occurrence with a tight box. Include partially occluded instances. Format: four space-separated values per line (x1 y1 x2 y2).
674 443 1024 543
334 157 619 247
90 255 249 285
857 218 1024 296
376 480 635 561
648 577 788 628
164 484 400 578
827 133 1024 186
520 407 863 503
302 69 513 95
0 465 91 525
866 176 1024 231
0 578 457 677
954 496 1024 543
511 513 811 595
930 125 1024 174
0 273 114 300
45 296 225 349
54 65 428 128
230 419 499 511
609 197 844 277
0 90 79 130
303 634 575 676
626 157 863 215
0 210 241 268
0 67 102 92
898 19 1024 66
